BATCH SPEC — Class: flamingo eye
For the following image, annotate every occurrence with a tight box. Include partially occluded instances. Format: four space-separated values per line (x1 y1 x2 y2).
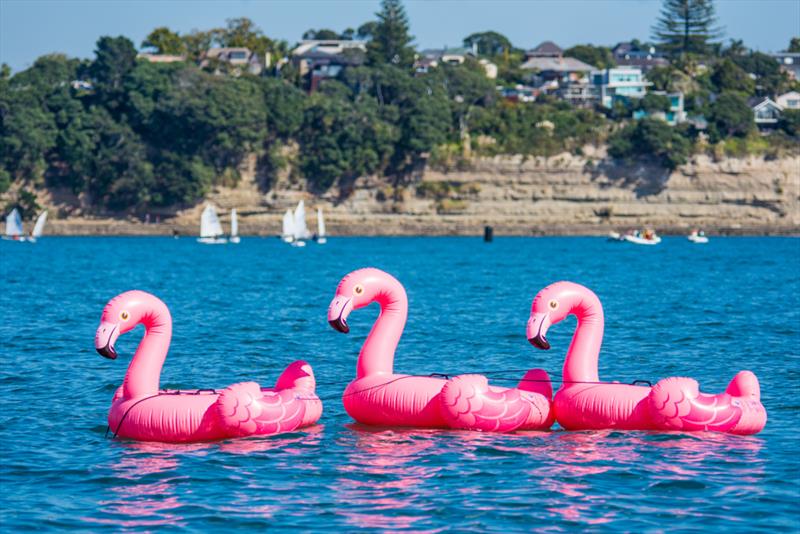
120 310 130 321
353 285 364 296
548 300 559 310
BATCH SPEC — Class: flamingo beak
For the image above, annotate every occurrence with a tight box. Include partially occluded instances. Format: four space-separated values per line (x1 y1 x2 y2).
328 296 353 334
95 321 120 359
527 312 551 350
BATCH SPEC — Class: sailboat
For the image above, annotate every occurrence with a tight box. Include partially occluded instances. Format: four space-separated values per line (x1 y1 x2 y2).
281 209 295 243
316 208 327 244
3 208 25 241
292 200 311 247
28 210 48 243
229 209 240 244
197 205 228 244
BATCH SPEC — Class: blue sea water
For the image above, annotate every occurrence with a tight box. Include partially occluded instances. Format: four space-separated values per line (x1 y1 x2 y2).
1 236 798 531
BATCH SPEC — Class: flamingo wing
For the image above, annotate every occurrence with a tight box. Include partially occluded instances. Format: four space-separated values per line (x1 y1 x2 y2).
440 374 531 432
649 377 743 433
217 382 306 437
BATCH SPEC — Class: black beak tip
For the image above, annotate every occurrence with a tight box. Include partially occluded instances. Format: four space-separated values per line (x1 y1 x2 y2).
329 318 349 334
96 346 118 360
529 335 551 350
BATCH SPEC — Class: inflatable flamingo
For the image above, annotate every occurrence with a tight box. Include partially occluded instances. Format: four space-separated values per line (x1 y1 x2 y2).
526 282 766 435
95 290 322 442
327 268 554 432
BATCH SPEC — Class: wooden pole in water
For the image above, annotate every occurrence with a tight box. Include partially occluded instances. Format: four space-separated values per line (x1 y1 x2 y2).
484 225 493 242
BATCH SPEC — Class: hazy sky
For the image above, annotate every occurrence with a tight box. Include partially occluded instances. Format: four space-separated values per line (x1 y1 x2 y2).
1 0 798 72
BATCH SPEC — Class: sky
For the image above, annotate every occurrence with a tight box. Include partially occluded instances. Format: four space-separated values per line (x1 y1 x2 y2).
1 0 798 72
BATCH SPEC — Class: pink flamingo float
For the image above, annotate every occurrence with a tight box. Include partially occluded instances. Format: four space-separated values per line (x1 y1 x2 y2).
95 290 322 442
327 268 554 432
526 281 767 435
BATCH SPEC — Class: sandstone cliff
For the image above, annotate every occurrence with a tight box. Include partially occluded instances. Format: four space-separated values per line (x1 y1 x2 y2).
31 150 800 236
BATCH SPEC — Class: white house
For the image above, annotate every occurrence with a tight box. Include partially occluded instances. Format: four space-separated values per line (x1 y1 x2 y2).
748 97 783 126
776 91 800 110
592 66 649 108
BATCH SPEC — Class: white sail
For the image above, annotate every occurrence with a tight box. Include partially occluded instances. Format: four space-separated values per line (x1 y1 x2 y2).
32 210 47 238
200 205 224 238
317 208 326 237
282 209 295 241
5 208 23 237
293 200 311 240
230 209 238 237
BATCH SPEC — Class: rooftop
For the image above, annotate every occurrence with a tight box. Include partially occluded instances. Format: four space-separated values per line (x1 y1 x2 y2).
527 40 563 57
520 56 595 72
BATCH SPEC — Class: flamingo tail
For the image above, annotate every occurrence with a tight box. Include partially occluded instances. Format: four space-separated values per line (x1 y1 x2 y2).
516 369 555 430
217 381 306 437
440 374 532 432
648 376 744 433
274 360 322 428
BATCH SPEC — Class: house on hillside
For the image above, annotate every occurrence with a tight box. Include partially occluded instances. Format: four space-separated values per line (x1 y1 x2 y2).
776 91 800 110
202 47 268 76
772 52 800 80
519 42 595 90
526 41 563 58
592 66 649 108
414 48 497 78
290 40 367 90
748 97 783 127
137 53 186 64
611 42 669 71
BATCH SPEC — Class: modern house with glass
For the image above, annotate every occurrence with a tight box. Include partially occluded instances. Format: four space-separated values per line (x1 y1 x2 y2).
592 66 649 108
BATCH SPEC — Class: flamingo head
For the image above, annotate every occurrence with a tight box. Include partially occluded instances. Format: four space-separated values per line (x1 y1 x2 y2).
327 267 403 334
95 290 156 359
527 281 601 350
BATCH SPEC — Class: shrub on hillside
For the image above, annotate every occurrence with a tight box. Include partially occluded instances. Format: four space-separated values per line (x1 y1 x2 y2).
607 118 691 169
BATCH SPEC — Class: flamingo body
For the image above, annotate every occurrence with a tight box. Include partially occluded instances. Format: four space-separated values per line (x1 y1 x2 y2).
97 291 322 443
528 282 767 435
329 268 554 432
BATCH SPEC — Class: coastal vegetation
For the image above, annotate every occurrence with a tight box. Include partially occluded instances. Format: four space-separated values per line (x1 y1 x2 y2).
1 0 798 217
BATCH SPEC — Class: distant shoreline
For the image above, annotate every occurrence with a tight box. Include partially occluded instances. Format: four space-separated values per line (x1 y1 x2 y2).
41 218 799 237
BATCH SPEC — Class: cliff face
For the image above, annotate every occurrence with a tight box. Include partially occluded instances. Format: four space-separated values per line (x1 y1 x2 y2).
36 151 800 235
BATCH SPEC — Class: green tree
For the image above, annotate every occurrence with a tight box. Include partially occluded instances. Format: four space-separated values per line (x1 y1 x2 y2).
789 38 800 53
91 36 138 112
462 31 513 58
366 0 415 68
608 117 691 168
709 91 754 138
779 109 800 137
652 0 722 57
710 58 755 94
217 17 273 57
182 30 214 61
564 44 615 69
142 27 186 55
638 92 672 113
302 28 342 40
732 52 789 96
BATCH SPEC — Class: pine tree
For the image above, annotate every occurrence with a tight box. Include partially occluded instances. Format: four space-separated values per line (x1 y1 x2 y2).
366 0 415 68
652 0 722 57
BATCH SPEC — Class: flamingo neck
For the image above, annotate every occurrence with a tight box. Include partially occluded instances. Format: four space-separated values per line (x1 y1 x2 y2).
123 302 172 399
357 281 407 378
563 294 604 383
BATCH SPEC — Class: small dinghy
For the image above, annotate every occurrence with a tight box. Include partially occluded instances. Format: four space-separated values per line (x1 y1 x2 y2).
688 230 708 244
229 209 240 244
29 210 47 243
281 209 294 243
197 205 228 244
292 201 311 247
316 208 327 244
3 208 25 241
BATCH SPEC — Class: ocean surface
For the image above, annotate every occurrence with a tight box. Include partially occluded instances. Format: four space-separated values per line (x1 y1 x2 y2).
1 236 798 531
